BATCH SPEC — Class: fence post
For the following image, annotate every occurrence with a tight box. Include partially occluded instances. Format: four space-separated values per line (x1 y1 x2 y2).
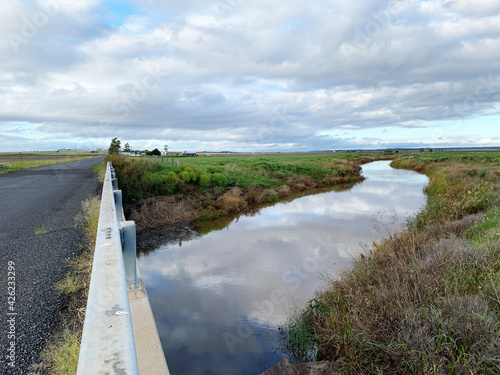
120 221 140 291
177 159 180 166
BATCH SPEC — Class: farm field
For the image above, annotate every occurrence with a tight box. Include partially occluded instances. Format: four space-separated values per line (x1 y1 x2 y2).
106 152 392 229
0 151 105 174
110 152 389 199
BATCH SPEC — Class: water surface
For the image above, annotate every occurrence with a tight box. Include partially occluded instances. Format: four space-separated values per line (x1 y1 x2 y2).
138 160 429 374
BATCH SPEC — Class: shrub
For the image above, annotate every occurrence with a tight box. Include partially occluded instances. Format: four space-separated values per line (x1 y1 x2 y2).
211 173 227 187
199 173 211 188
180 170 197 183
155 172 180 195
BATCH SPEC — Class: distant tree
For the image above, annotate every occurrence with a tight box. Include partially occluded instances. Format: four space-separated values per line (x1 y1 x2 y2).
151 148 161 156
429 148 433 153
108 138 121 154
419 148 425 153
124 143 131 152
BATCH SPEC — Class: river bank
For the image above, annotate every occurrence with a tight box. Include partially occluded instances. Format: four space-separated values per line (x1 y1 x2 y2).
277 152 500 374
106 152 388 231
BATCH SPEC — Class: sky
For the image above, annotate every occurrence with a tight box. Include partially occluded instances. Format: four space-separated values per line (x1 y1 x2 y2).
1 0 500 152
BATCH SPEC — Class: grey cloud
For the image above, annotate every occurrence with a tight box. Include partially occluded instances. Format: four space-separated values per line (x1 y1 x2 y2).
0 0 499 151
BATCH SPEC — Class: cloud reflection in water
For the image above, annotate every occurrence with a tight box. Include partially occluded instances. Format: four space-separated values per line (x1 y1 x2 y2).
138 160 429 375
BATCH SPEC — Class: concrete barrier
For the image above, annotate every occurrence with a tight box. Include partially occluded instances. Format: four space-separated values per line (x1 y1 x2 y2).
77 162 169 375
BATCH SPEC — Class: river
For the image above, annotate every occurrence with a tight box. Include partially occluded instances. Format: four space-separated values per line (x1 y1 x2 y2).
137 160 429 374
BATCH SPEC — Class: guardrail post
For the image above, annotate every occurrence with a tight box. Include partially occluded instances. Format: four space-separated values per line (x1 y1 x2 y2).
121 221 140 291
114 190 124 221
112 178 119 190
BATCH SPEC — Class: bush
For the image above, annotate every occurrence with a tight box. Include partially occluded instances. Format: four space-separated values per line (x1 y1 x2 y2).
180 170 197 183
199 173 211 188
211 173 227 187
155 172 180 195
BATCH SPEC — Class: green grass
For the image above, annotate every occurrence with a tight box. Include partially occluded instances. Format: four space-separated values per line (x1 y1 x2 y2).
35 223 49 235
391 153 499 227
463 209 500 244
166 152 373 181
107 152 385 229
92 160 107 181
42 330 81 375
55 274 85 295
108 152 379 204
279 152 500 374
0 152 103 174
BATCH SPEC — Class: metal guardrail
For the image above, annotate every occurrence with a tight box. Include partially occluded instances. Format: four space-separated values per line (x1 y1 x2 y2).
77 162 140 374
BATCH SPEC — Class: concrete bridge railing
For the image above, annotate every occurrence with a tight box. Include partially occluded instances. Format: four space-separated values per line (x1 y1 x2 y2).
77 162 168 374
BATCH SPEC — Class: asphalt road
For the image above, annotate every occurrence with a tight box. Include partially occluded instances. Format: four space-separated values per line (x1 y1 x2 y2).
0 156 105 374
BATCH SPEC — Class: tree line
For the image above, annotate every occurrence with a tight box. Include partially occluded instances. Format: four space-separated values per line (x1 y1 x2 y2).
108 138 163 156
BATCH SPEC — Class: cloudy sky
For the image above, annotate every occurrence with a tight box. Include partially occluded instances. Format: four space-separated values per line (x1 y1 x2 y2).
1 0 500 152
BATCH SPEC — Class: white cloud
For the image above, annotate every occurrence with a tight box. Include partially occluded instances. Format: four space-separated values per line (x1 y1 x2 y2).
0 0 499 151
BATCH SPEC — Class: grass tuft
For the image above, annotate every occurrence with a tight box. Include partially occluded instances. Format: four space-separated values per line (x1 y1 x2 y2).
35 223 49 235
43 330 81 375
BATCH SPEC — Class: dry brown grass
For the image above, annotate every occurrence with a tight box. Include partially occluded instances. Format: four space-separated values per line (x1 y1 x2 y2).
128 196 199 231
281 220 500 374
277 184 292 196
214 187 248 213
